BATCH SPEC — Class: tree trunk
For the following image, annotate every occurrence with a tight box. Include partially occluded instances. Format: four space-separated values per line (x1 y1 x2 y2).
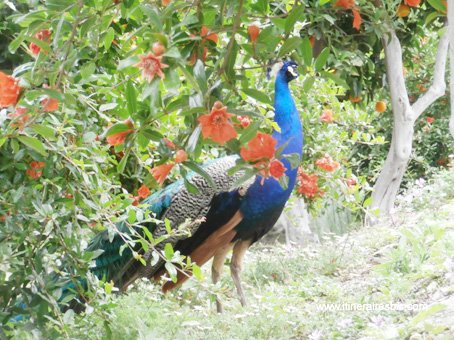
449 0 454 138
370 30 449 219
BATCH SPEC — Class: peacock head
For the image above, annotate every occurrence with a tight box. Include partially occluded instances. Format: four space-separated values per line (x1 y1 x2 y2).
268 60 299 83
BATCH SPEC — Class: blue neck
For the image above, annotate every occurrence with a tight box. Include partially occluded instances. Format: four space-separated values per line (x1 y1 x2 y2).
272 74 303 157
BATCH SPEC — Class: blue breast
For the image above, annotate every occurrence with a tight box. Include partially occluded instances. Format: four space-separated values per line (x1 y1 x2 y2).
239 72 303 217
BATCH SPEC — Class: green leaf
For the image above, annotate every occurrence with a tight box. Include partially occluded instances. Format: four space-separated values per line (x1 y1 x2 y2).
193 60 208 94
99 103 118 112
184 178 200 194
427 0 446 12
45 0 74 11
31 124 56 140
117 149 129 174
425 11 441 25
184 161 216 189
285 6 305 34
278 36 303 57
303 77 315 92
232 169 256 189
314 47 330 71
128 209 136 224
104 27 115 50
301 37 313 66
164 243 174 259
140 128 163 142
106 123 131 137
17 136 47 156
283 153 301 169
118 56 140 70
192 264 203 280
239 120 262 144
125 80 137 115
8 30 27 53
242 88 272 105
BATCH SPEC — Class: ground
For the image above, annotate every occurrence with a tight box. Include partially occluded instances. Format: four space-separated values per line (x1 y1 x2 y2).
14 170 454 339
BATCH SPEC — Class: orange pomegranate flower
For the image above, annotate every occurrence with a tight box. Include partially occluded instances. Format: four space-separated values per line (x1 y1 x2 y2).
238 115 252 128
247 25 260 44
162 138 176 149
106 130 133 146
8 106 30 129
269 159 286 179
404 0 420 7
198 101 237 145
150 163 174 185
335 0 355 9
0 72 21 108
41 97 59 112
297 171 319 198
334 0 361 31
136 52 169 82
426 117 435 124
30 29 51 55
174 150 188 163
352 9 362 31
26 161 45 179
200 26 219 44
315 155 340 172
320 109 334 123
240 132 276 162
137 184 151 199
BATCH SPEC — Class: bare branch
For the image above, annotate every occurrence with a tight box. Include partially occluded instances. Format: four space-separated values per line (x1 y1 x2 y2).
383 32 411 120
411 32 449 119
448 0 454 137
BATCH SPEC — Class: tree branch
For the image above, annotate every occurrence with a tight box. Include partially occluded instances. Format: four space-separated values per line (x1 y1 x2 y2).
411 31 449 120
383 32 411 121
448 0 454 137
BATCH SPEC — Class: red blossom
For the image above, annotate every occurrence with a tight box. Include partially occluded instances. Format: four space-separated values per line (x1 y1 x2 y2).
404 0 421 7
8 107 30 129
426 117 435 124
198 101 237 145
335 0 355 9
269 159 286 179
320 109 334 123
352 9 362 31
174 150 188 163
238 115 252 128
0 72 21 108
297 171 319 198
150 163 174 185
131 195 140 206
315 155 340 172
26 161 45 179
200 26 219 44
240 132 276 162
162 138 176 149
107 130 133 146
137 52 169 82
138 184 151 199
30 29 51 56
334 0 362 31
247 25 260 44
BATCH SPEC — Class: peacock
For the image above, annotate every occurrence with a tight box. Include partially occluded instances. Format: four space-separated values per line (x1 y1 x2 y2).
69 60 302 314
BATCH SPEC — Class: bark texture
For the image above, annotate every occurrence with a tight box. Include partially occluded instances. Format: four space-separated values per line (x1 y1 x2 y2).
370 31 449 218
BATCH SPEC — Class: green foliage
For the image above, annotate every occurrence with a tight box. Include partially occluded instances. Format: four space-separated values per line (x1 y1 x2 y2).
0 0 452 333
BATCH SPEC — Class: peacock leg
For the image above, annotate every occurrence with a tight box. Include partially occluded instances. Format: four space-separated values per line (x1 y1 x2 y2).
212 244 233 313
230 239 251 307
